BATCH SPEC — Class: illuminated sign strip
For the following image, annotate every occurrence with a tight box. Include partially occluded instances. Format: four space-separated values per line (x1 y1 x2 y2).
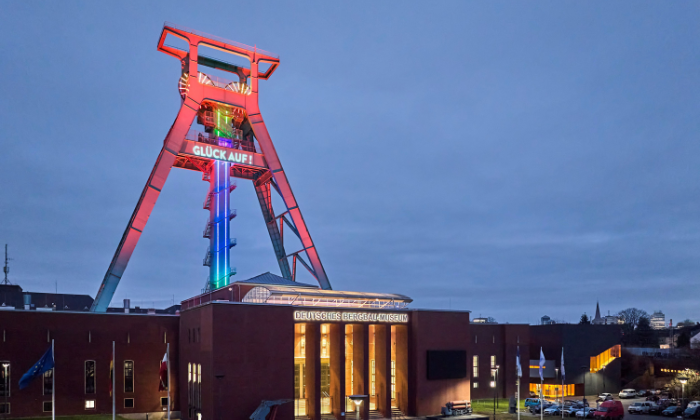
294 310 408 323
179 140 267 168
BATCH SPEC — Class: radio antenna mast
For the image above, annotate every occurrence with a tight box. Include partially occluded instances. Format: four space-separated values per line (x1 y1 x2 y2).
2 244 12 285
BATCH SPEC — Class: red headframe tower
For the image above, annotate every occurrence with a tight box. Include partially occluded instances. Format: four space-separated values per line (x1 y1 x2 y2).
91 23 331 311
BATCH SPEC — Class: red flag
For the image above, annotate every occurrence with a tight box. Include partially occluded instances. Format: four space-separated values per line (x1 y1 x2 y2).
109 355 113 397
158 353 168 391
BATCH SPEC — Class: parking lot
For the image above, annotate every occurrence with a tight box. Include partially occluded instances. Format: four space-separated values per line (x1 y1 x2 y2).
519 396 679 420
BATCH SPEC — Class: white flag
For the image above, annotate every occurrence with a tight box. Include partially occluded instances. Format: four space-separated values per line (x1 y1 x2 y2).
561 347 565 382
516 346 522 378
539 347 545 381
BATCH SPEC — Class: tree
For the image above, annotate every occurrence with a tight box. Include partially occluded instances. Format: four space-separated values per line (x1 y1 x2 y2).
617 308 650 329
636 317 657 346
677 332 691 348
580 313 590 324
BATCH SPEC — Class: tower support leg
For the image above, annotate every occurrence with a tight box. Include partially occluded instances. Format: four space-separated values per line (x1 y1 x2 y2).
254 181 292 279
208 160 232 290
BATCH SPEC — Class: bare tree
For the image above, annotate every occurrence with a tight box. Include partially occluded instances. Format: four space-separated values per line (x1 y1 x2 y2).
617 308 650 329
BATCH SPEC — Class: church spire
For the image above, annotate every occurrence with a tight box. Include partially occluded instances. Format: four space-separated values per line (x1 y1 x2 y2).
595 301 601 320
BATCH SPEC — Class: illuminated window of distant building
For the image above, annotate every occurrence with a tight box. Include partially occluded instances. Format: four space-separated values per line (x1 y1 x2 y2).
85 400 95 410
43 370 53 395
473 356 479 378
124 361 134 393
85 360 96 394
473 382 479 389
391 360 396 400
0 362 9 397
242 286 271 303
490 355 496 369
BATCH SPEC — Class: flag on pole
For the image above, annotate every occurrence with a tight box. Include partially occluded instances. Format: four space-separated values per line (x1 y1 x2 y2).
19 345 54 389
539 348 545 381
561 347 565 382
109 353 113 397
516 346 522 378
159 352 168 391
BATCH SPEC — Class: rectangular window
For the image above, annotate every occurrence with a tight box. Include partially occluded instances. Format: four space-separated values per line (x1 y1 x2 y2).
0 403 9 414
390 360 396 400
197 364 202 409
43 401 52 412
124 361 134 393
124 398 134 408
161 397 169 407
43 370 53 395
473 382 479 389
473 355 479 378
0 362 9 397
85 400 95 410
85 360 96 394
490 355 496 369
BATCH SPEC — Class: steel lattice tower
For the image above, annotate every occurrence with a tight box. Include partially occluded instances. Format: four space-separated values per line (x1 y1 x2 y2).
91 23 331 311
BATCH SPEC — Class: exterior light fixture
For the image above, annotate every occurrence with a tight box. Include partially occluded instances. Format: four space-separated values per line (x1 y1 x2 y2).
348 395 367 420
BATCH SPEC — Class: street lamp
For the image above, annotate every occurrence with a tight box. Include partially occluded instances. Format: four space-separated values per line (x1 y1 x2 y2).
496 365 500 408
2 363 8 419
491 368 498 420
349 395 367 420
679 377 688 410
555 368 560 404
580 366 588 407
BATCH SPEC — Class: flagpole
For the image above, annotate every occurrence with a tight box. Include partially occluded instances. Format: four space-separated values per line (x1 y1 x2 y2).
516 346 521 420
52 339 55 420
113 341 116 420
167 343 171 420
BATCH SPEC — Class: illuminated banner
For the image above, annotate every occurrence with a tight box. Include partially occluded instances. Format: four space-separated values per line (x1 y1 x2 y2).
179 140 267 168
294 310 409 323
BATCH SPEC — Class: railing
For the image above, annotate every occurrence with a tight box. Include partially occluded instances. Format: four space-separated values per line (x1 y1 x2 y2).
186 129 260 153
164 22 279 59
196 72 252 95
294 399 307 417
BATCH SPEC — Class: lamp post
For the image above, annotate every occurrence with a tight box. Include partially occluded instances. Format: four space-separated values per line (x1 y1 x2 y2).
580 366 588 407
491 368 497 420
555 368 560 404
2 363 8 419
679 377 688 410
496 365 500 408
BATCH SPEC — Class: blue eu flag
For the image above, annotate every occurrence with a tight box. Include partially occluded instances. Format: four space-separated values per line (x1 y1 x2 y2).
19 346 54 390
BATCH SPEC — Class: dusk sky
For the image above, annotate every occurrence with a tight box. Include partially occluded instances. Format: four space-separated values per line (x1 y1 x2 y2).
1 1 699 324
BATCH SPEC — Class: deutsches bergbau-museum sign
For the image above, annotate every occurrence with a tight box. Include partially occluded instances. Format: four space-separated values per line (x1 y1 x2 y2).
293 310 408 323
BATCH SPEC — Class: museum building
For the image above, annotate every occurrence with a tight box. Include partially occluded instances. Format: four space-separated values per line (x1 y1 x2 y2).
0 274 620 420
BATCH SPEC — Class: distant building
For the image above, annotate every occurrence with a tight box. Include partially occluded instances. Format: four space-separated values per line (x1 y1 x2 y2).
604 314 623 325
651 311 666 330
591 301 605 325
691 331 700 350
472 316 497 324
541 315 553 325
0 284 93 311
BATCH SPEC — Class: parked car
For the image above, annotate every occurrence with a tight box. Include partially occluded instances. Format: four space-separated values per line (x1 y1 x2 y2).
598 393 614 402
636 390 648 398
576 408 596 418
690 401 700 409
660 405 683 417
530 401 555 414
685 406 700 419
525 398 542 408
619 389 637 399
594 400 624 420
544 405 562 416
628 402 660 415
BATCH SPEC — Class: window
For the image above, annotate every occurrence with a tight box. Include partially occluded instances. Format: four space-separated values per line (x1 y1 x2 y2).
161 397 169 407
490 355 496 369
390 360 396 400
0 403 9 414
473 382 479 389
85 360 96 394
43 370 53 395
124 398 134 408
124 361 134 392
474 335 477 344
198 364 202 409
43 401 52 412
188 363 192 412
85 400 95 410
0 362 9 397
493 335 495 344
472 356 479 378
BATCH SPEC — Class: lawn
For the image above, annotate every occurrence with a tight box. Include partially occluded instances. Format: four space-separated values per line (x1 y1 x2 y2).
9 416 131 420
471 398 526 413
